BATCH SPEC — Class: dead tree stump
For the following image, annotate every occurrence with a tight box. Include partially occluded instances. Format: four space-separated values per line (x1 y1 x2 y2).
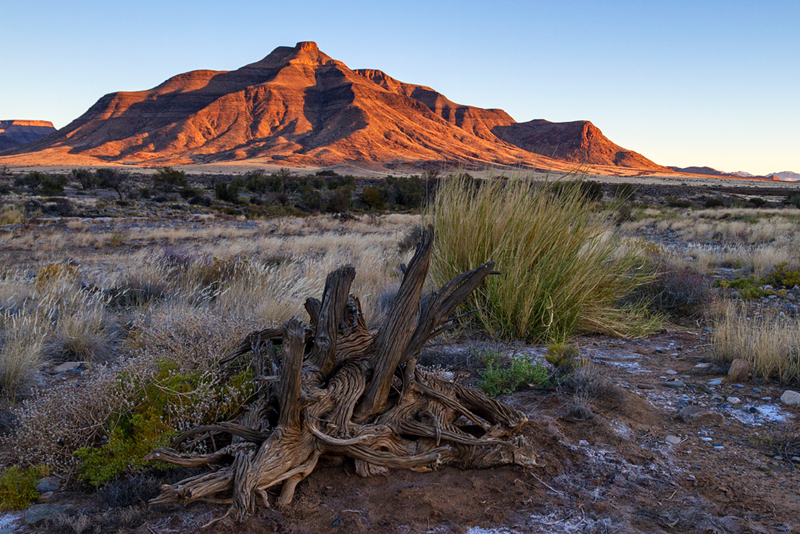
146 226 538 521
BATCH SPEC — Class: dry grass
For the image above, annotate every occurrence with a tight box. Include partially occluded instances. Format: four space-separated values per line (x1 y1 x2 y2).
712 301 800 384
428 175 660 342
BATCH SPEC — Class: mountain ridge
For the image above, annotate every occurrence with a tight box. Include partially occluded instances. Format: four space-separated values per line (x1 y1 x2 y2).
0 42 670 174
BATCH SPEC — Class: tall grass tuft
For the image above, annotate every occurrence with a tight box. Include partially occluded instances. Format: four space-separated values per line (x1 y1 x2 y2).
712 301 800 384
428 175 660 343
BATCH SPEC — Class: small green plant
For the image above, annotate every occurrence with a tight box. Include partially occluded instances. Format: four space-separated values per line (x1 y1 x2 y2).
545 343 584 371
763 262 800 289
0 465 49 510
475 349 549 397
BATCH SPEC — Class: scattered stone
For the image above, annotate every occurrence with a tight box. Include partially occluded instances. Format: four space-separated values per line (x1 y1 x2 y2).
732 384 744 388
36 477 60 493
52 361 82 373
25 504 75 525
654 349 666 354
727 359 750 380
695 363 711 369
698 384 714 394
662 380 685 389
726 397 741 404
780 390 800 406
677 406 726 426
666 435 682 445
714 445 724 451
37 491 55 503
792 456 800 463
700 437 712 442
709 378 723 386
752 387 762 393
666 370 678 375
636 384 654 390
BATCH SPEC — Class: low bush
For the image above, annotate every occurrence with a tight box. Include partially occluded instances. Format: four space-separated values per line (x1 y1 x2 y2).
72 169 97 190
214 182 239 203
429 176 660 343
545 343 583 371
152 167 188 191
704 198 725 209
327 186 352 213
361 186 387 210
475 349 549 397
0 465 49 510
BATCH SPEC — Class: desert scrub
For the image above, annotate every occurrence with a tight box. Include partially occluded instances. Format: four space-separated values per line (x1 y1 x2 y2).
0 465 49 510
429 175 660 343
475 349 549 397
0 313 49 398
712 301 800 383
74 360 254 486
545 343 585 371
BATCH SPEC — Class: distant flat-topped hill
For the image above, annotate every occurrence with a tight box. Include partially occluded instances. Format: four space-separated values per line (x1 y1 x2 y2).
0 120 56 152
0 42 670 174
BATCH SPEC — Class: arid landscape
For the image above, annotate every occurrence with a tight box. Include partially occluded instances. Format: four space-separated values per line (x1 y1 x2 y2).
1 26 799 534
0 164 798 533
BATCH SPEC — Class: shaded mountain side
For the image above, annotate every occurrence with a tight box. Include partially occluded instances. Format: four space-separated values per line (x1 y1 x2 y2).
0 120 56 152
495 120 670 171
1 42 668 173
668 166 728 176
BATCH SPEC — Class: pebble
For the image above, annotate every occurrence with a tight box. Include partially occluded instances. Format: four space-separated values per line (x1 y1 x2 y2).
654 349 666 354
714 445 724 451
752 388 762 393
709 378 723 386
732 384 745 389
666 435 682 445
726 397 741 404
662 380 686 389
792 457 800 463
52 361 82 373
36 477 60 493
700 437 712 442
695 363 711 369
666 370 678 375
780 390 800 406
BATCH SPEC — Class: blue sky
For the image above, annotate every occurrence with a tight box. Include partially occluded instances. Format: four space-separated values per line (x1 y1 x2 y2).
2 0 798 174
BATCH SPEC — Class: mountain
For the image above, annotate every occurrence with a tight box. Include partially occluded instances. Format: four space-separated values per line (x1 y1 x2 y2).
668 166 728 176
771 171 800 182
0 42 669 174
0 120 56 152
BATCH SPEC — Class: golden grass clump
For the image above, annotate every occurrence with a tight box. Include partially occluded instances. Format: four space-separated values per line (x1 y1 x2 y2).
0 205 26 225
712 301 800 384
428 175 660 343
0 313 49 399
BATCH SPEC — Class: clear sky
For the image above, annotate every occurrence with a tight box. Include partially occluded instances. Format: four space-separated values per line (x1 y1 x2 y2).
1 0 798 174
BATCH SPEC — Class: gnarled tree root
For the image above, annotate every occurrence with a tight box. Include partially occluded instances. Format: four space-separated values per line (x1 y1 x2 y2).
146 226 539 521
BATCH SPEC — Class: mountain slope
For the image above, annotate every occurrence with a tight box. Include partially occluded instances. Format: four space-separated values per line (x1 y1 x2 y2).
0 120 56 151
1 42 669 173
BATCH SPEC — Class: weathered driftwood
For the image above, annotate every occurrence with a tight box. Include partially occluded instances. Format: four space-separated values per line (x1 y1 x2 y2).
146 226 537 522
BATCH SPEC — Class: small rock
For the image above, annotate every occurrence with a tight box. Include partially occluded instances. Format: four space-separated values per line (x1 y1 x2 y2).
732 384 744 388
332 518 343 527
52 361 82 373
637 384 654 390
677 406 726 426
695 363 711 369
698 384 714 394
25 504 75 525
780 390 800 406
726 397 741 404
700 437 712 442
727 359 750 380
662 380 685 389
37 491 55 503
666 370 678 375
36 476 60 493
714 445 724 451
665 435 682 445
709 378 723 386
654 349 666 354
792 456 800 463
752 387 762 393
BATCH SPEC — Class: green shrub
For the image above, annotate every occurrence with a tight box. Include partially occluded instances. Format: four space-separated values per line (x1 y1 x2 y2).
74 361 254 486
386 176 426 208
749 197 767 208
704 198 725 208
0 465 49 510
361 186 387 210
763 262 800 289
429 176 660 343
784 193 800 209
72 168 97 190
545 343 583 371
666 197 692 208
14 171 46 191
152 167 188 191
327 186 352 213
300 189 323 211
215 182 239 203
475 349 549 397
